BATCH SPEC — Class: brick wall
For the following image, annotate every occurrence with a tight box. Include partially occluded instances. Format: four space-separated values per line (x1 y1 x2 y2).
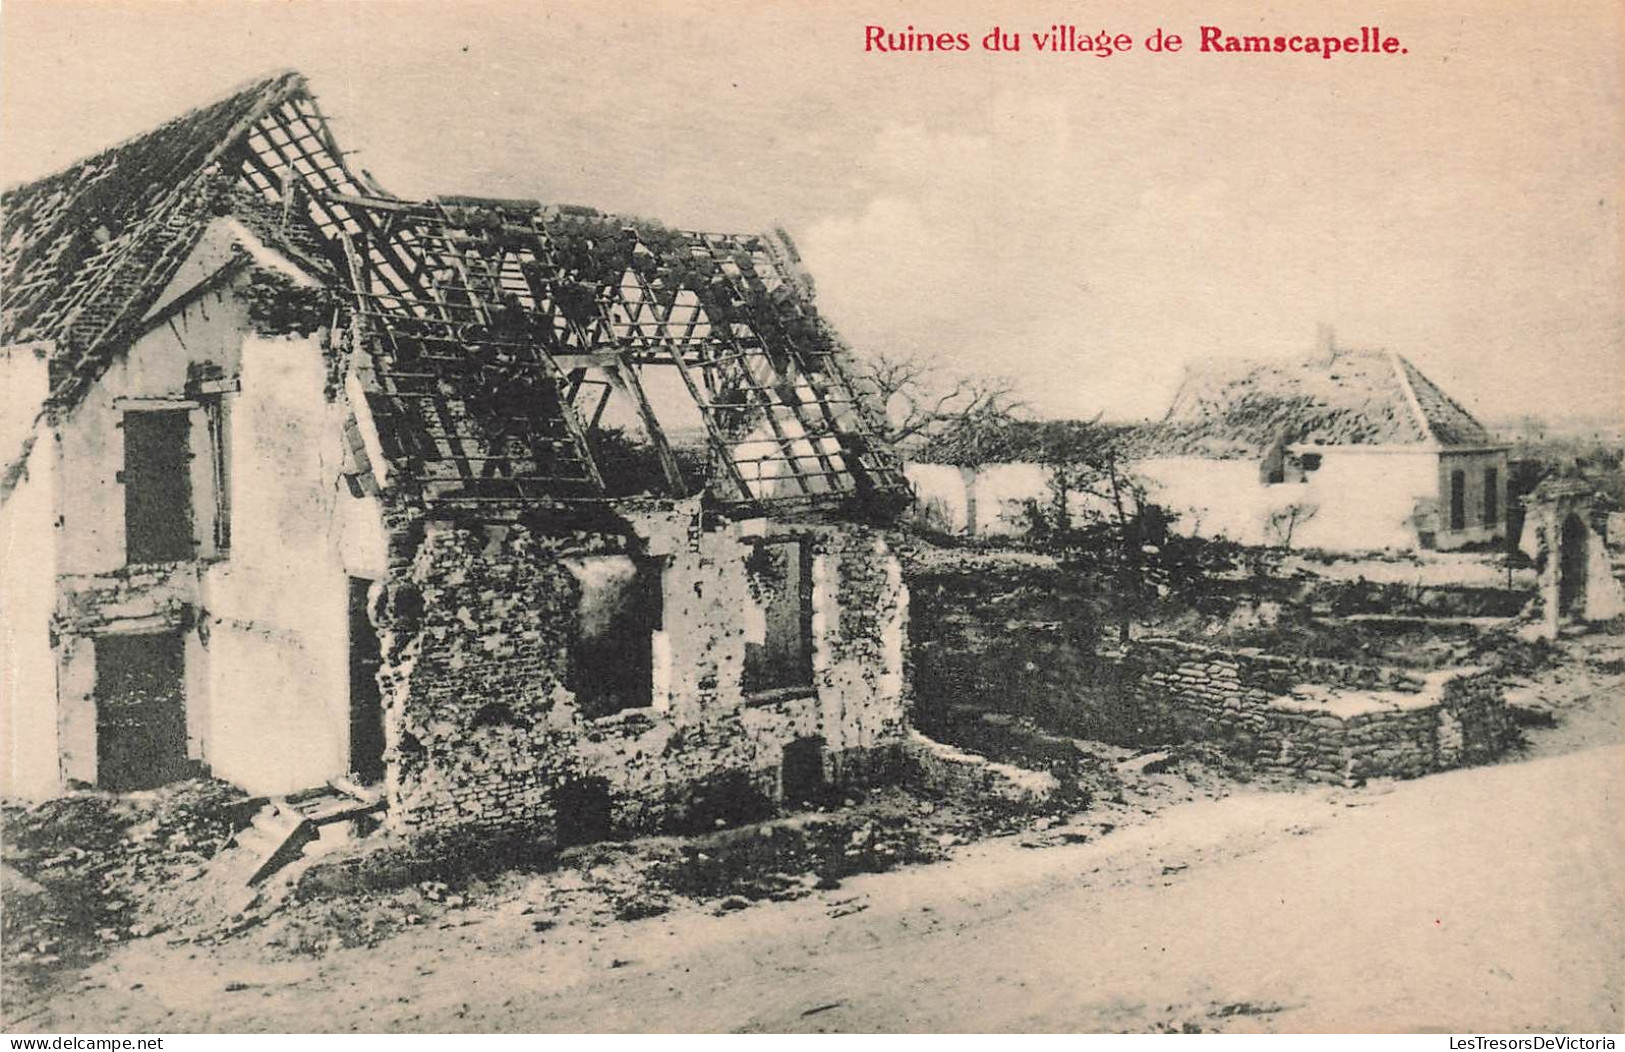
372 500 909 836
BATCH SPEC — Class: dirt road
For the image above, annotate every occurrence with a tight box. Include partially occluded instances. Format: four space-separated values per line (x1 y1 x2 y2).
19 733 1620 1034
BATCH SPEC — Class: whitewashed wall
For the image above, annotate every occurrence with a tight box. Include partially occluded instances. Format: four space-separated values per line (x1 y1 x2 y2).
1 369 60 797
911 449 1450 553
202 330 361 794
1133 451 1442 550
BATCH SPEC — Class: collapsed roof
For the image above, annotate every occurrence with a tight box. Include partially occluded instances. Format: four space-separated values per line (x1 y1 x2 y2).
1124 348 1499 460
1 71 908 516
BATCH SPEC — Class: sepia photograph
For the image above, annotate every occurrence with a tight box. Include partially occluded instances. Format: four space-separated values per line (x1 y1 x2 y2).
0 0 1620 1037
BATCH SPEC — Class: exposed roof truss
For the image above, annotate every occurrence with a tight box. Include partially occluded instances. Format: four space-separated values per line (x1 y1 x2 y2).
327 194 907 512
2 71 910 516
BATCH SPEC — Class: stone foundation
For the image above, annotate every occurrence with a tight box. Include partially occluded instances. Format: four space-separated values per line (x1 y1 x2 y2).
901 730 1060 803
1120 638 1516 784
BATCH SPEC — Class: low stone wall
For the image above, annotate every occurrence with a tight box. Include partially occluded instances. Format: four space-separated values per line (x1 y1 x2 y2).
901 730 1060 804
1121 638 1515 784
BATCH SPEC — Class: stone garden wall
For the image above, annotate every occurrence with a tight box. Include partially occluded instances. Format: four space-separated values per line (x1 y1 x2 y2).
1120 638 1515 784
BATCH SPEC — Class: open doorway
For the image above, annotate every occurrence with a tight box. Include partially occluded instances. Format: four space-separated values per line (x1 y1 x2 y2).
1558 514 1588 617
348 578 385 784
95 632 189 790
781 735 827 804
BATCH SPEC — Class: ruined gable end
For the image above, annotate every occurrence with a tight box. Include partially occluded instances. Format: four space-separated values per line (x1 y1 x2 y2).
0 71 914 841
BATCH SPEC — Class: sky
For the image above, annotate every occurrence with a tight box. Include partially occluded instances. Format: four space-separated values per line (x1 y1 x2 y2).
2 0 1620 425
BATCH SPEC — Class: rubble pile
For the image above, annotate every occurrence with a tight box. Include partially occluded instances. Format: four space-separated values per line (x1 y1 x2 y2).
1 780 248 990
236 777 1087 959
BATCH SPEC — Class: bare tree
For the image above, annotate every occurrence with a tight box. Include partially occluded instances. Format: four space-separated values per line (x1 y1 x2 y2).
1011 421 1230 643
857 351 1025 449
1265 501 1320 549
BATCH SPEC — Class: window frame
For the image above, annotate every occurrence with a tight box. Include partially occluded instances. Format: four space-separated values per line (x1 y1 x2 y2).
1448 469 1467 532
742 537 816 701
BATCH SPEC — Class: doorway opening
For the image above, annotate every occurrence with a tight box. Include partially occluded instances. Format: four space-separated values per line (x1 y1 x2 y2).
781 735 828 804
553 777 614 846
1558 514 1588 617
348 578 385 784
95 631 189 791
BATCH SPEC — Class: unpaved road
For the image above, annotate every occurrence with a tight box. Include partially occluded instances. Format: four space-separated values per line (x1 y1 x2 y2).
16 736 1621 1033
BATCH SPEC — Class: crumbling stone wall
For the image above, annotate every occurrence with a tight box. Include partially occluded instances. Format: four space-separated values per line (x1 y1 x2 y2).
906 555 1115 743
1123 638 1515 784
1125 643 1428 697
1518 480 1625 636
371 500 909 836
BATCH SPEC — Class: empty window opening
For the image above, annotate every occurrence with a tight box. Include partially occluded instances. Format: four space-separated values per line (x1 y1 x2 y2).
566 556 662 719
123 410 194 564
348 578 385 785
1449 469 1466 532
781 736 828 804
743 539 815 696
1483 467 1499 526
95 632 189 791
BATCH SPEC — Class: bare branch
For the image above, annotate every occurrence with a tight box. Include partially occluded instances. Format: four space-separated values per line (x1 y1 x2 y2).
854 351 1025 450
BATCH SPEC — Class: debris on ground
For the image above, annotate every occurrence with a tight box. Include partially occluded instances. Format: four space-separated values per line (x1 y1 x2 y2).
1 780 248 997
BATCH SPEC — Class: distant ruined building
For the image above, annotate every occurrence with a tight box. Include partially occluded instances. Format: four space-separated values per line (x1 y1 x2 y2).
0 72 913 842
1518 479 1624 638
908 332 1511 553
1123 334 1511 552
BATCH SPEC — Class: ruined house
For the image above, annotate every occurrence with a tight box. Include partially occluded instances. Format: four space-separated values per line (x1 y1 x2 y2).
1126 337 1510 552
1518 479 1624 637
0 72 913 840
906 336 1510 552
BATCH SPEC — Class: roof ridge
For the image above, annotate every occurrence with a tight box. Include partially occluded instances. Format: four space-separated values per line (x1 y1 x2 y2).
41 76 310 372
2 70 332 413
2 70 305 197
1398 354 1493 441
1386 351 1436 444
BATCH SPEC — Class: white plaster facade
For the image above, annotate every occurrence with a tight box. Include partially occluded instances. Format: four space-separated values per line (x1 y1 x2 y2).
907 442 1510 554
1 220 390 799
